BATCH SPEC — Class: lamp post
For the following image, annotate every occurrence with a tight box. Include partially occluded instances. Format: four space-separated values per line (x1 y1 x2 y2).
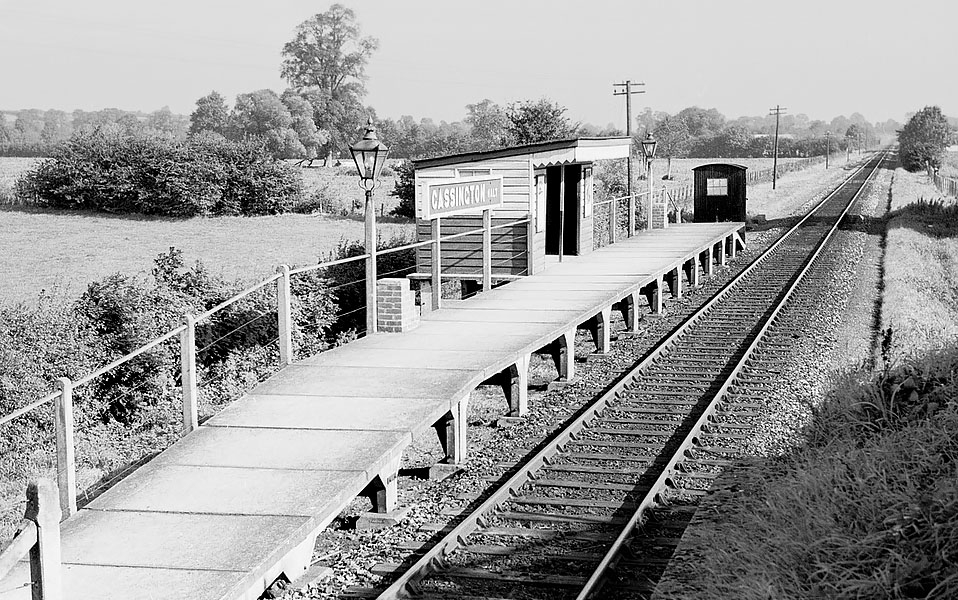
641 132 657 230
349 118 389 336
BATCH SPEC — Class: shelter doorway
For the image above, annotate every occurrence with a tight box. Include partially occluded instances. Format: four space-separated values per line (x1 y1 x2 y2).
545 165 582 256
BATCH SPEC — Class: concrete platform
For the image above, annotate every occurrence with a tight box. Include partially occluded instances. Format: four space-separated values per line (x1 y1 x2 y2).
1 222 743 600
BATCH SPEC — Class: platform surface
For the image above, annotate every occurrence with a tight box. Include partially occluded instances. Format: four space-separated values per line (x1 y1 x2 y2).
2 222 743 600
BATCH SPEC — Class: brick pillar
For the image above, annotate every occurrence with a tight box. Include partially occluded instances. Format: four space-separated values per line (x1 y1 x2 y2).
377 278 420 333
651 202 668 229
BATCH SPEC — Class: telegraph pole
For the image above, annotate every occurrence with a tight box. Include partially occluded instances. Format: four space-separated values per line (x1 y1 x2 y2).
825 131 830 169
769 105 786 190
613 80 645 236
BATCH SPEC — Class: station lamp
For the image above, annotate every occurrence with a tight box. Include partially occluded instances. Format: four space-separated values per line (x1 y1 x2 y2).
641 132 658 165
641 133 657 229
350 117 390 191
349 118 390 335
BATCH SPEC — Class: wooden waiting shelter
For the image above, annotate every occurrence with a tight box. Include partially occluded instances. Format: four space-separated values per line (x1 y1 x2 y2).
410 137 632 299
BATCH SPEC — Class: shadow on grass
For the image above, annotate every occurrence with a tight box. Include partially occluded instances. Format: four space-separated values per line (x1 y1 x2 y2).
0 203 190 222
665 345 958 600
885 196 958 238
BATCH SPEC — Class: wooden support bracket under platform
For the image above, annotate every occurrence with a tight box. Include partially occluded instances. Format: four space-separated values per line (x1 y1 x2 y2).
501 353 531 417
618 291 642 334
717 240 728 267
687 256 701 288
433 394 470 465
700 247 714 278
644 276 664 315
552 329 576 383
592 306 613 354
362 454 403 515
667 265 683 298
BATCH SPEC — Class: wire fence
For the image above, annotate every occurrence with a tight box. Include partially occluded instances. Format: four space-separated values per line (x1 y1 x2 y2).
0 215 533 541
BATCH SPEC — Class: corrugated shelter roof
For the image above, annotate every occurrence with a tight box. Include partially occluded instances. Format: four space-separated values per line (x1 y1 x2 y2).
413 137 632 169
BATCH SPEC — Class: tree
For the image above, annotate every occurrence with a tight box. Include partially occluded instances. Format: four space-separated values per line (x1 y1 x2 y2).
845 123 864 150
229 89 302 158
653 114 690 178
13 109 44 146
390 159 415 218
189 91 230 136
505 98 578 145
898 105 951 171
146 106 184 137
281 4 379 159
465 99 510 150
281 90 330 164
281 5 378 97
675 107 725 138
41 110 72 146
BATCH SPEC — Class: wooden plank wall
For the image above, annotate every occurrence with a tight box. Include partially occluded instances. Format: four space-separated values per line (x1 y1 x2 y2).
415 218 531 275
415 157 534 276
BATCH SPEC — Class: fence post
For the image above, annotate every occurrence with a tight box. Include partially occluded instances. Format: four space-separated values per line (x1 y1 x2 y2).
628 192 635 237
482 209 492 292
180 314 198 434
276 265 293 366
610 197 617 245
54 379 76 520
525 219 535 275
431 217 441 310
25 479 62 600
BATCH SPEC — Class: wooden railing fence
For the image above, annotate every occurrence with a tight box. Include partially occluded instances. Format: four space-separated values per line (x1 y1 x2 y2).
0 480 61 599
930 171 958 197
0 218 534 525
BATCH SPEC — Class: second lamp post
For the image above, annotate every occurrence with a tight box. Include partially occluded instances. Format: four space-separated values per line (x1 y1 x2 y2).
641 132 658 230
349 118 390 335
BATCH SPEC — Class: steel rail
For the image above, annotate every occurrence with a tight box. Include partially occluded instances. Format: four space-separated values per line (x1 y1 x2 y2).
374 153 881 600
576 149 888 599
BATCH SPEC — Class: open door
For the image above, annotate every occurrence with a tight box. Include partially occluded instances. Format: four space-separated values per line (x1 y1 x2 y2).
545 165 582 256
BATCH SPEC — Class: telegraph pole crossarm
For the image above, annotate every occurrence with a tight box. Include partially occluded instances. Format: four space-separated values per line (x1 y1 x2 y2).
613 80 645 237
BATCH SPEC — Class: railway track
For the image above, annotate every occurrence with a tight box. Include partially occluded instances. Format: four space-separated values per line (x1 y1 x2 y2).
364 151 889 600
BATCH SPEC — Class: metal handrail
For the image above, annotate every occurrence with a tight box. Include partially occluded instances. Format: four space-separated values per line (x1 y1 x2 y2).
0 214 533 426
0 391 60 428
73 326 186 389
194 274 282 322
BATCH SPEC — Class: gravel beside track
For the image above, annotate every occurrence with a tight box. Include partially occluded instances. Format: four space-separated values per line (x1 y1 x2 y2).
276 233 780 600
277 158 878 600
651 158 893 599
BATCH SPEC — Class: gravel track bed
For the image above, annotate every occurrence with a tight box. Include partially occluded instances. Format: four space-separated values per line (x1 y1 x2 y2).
276 227 783 599
280 167 867 599
652 162 892 599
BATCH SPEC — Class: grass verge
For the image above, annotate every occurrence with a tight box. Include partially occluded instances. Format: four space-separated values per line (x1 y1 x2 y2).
653 160 958 599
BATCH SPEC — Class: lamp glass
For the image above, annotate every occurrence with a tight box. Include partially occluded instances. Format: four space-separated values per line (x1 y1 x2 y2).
349 120 390 184
641 134 657 161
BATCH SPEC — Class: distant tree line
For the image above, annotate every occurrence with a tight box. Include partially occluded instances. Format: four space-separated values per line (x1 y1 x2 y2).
0 107 189 156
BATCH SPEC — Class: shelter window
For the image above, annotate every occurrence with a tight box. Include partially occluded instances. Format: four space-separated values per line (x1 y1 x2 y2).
706 178 728 196
457 168 491 178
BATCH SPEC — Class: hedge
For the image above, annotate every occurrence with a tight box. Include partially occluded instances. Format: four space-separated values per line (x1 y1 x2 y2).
15 131 303 217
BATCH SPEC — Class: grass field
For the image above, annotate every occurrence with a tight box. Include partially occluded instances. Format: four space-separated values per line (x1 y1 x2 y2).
882 166 958 362
940 150 958 179
652 156 814 188
0 154 840 307
0 157 408 306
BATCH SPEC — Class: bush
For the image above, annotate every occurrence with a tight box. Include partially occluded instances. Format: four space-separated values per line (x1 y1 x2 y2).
674 350 958 600
323 234 416 335
15 130 303 217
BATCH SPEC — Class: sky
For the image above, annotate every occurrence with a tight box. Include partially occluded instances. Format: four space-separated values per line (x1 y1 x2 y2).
1 0 956 127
